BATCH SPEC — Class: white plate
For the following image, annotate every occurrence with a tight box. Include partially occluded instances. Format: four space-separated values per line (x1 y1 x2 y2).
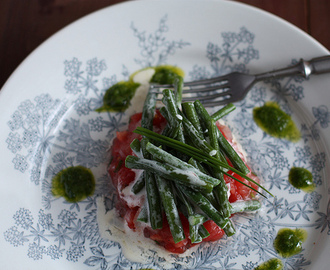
1 0 329 269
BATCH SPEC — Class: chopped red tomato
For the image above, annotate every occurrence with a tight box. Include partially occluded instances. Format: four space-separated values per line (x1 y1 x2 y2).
108 112 259 253
144 213 192 253
203 220 225 241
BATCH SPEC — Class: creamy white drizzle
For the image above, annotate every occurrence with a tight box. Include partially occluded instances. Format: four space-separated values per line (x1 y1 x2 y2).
125 68 155 116
96 196 197 269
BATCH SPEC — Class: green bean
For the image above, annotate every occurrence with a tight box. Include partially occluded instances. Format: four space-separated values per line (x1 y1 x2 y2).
209 120 233 218
179 185 236 236
129 139 146 194
125 155 214 192
176 184 204 243
155 175 185 243
211 103 236 121
145 142 220 186
174 76 184 107
198 224 210 239
188 214 207 226
194 101 248 175
182 102 203 136
133 90 157 196
181 115 217 156
190 224 202 243
193 100 226 165
194 100 232 218
145 171 163 229
159 106 179 139
230 200 261 214
216 127 250 175
136 138 162 228
130 138 142 158
188 158 219 208
162 89 182 130
131 170 145 194
187 158 208 174
137 200 149 223
141 91 157 130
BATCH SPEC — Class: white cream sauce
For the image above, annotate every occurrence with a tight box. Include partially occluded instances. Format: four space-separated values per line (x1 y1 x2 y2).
96 196 197 269
125 68 155 116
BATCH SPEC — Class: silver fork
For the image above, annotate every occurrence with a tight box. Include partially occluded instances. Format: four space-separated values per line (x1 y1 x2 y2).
150 55 330 107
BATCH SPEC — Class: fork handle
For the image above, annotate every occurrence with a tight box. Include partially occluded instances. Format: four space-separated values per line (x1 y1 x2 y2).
255 55 330 81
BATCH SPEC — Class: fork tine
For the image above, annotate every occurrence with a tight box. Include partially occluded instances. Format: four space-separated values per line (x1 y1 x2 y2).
184 75 228 86
150 75 229 90
197 98 233 107
182 89 231 102
182 83 230 93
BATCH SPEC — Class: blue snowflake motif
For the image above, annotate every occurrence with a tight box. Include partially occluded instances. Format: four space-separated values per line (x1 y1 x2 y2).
271 151 290 171
88 116 106 132
102 75 117 89
18 100 35 115
6 132 22 153
313 105 330 128
6 94 68 183
34 94 54 111
315 199 330 234
233 111 257 137
22 129 38 148
28 242 46 260
64 78 79 95
293 146 311 167
188 65 211 81
38 209 54 230
303 192 322 211
66 242 86 262
212 27 259 74
267 172 286 191
242 261 259 270
249 86 266 103
86 58 107 76
64 57 82 78
131 15 190 67
288 84 304 101
58 210 77 227
51 224 72 246
266 197 284 215
3 226 28 247
30 166 41 185
8 111 24 130
13 208 34 230
12 154 28 173
74 94 91 116
46 245 64 260
241 139 270 177
310 152 326 172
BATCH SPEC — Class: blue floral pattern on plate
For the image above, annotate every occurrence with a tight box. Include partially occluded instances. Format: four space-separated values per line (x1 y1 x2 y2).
2 7 330 270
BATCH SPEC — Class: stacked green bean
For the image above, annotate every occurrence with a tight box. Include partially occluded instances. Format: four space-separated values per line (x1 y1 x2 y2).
125 77 263 244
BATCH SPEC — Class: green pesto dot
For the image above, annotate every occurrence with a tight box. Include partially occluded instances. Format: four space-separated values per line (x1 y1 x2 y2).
254 258 283 270
96 81 140 112
52 166 95 203
253 101 300 142
273 228 307 258
150 65 184 84
289 167 314 192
